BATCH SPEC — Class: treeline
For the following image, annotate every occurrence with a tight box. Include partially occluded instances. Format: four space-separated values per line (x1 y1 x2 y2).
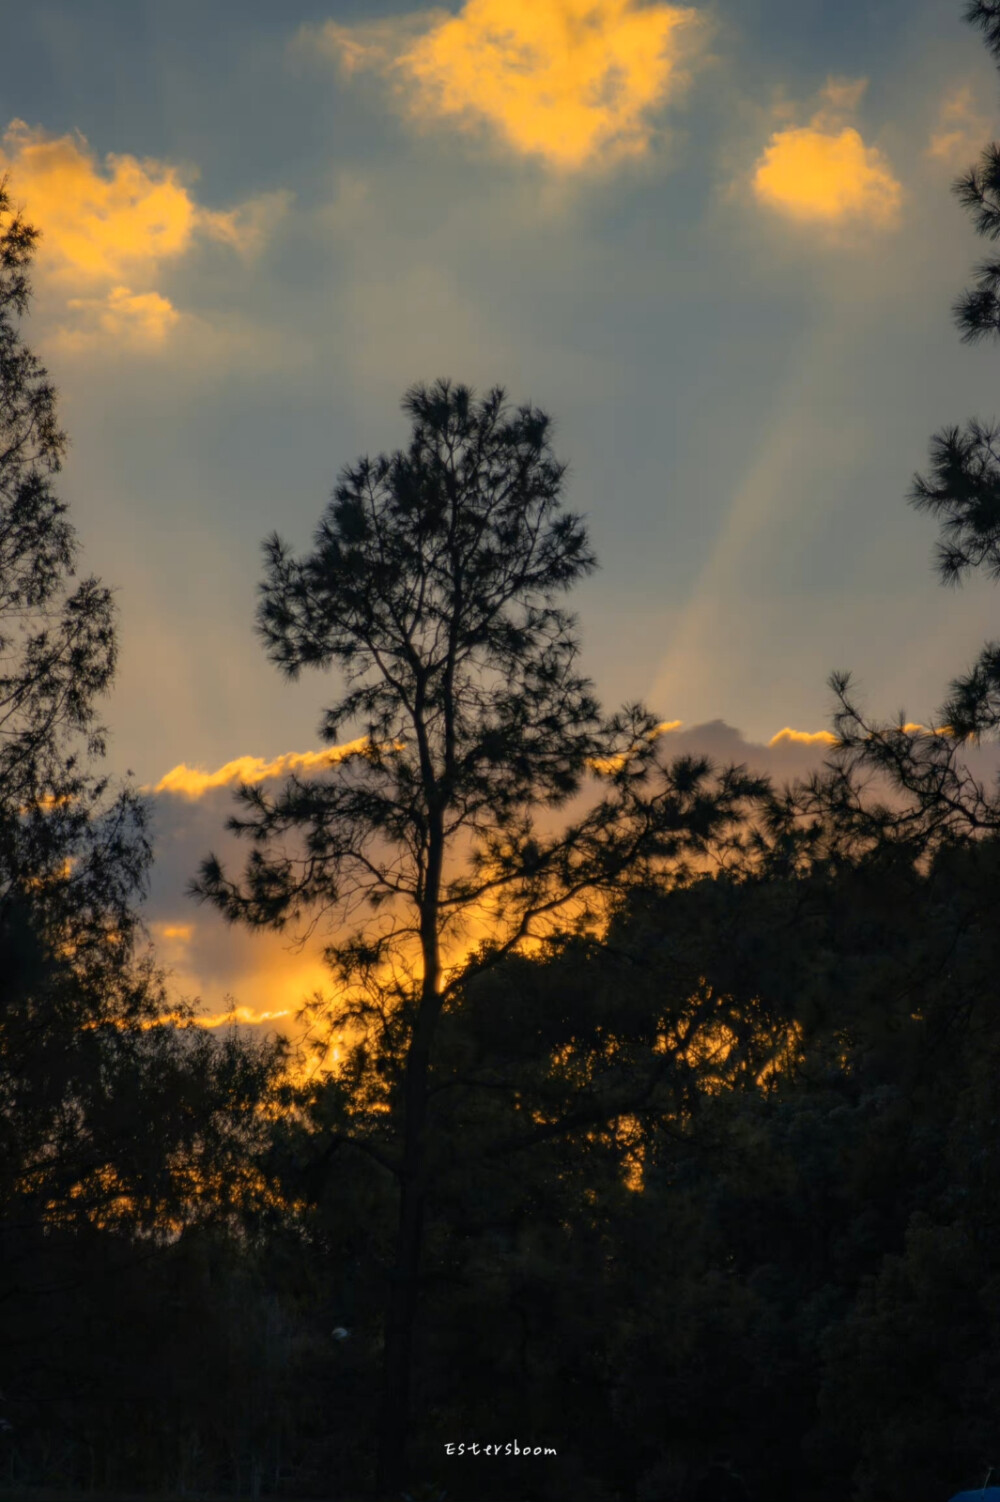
7 6 1000 1501
7 779 1000 1501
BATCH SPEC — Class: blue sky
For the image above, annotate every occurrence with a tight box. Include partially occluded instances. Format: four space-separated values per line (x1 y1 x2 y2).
2 0 997 1019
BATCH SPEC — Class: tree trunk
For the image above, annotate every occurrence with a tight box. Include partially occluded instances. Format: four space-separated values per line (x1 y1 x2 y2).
376 829 443 1497
376 1090 427 1496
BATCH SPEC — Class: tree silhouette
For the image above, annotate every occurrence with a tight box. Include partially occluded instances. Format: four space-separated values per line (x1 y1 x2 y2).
0 180 119 823
0 177 160 1235
195 378 766 1493
0 184 292 1494
827 3 1000 815
905 4 1000 738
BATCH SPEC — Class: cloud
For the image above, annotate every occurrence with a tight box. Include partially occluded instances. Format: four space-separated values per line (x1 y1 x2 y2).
185 1003 296 1030
149 740 369 799
768 727 837 748
60 285 181 347
926 86 992 165
309 9 445 78
153 911 333 1040
0 119 289 348
147 824 337 1035
140 724 1000 1045
662 719 834 775
198 192 295 260
751 80 901 228
753 127 901 227
309 0 706 171
0 120 197 282
155 923 193 942
141 721 843 1032
160 723 696 803
590 718 682 774
815 77 868 120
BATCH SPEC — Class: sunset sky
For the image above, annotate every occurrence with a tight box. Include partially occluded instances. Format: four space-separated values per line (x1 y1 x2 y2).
3 0 998 1023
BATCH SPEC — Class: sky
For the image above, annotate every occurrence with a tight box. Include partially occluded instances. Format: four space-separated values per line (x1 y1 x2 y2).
2 0 999 1027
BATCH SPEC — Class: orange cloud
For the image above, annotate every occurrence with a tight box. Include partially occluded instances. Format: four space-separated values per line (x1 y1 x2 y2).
155 923 194 943
60 285 180 347
590 718 682 774
192 1004 296 1029
750 80 900 228
0 119 289 347
168 932 334 1040
0 121 198 283
769 724 952 750
768 727 837 748
314 0 705 170
899 722 954 736
150 740 370 799
753 125 901 226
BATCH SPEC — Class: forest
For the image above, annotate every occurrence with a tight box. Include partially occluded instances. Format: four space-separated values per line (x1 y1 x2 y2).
5 5 1000 1502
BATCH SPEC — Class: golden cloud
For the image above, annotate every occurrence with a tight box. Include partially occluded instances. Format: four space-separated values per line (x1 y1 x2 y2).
0 119 289 347
768 727 838 748
0 120 198 282
155 923 194 943
590 718 682 775
899 721 954 736
160 930 335 1044
60 285 181 348
753 125 901 226
191 1004 295 1029
314 0 705 171
150 740 370 799
769 724 952 749
750 80 900 228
